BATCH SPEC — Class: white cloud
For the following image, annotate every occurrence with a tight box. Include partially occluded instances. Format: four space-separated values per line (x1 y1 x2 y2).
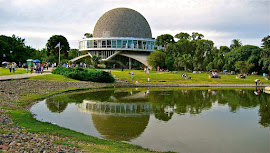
0 0 269 49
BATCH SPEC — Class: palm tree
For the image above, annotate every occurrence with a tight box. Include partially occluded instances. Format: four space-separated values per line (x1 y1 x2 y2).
230 39 242 50
91 55 101 68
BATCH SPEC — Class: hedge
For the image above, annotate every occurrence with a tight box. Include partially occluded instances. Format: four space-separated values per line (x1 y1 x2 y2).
52 67 115 83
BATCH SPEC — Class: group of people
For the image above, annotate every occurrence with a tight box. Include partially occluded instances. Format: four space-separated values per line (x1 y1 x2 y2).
8 62 17 73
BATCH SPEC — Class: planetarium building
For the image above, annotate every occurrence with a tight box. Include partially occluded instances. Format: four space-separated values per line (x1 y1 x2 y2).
74 8 155 69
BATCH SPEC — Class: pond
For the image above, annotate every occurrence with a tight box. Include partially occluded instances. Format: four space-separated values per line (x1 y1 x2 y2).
30 88 270 153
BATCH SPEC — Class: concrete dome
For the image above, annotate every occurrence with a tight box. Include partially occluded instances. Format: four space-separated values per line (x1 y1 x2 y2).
93 8 152 39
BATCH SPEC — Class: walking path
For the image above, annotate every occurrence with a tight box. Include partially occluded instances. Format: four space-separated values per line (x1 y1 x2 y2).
0 69 52 81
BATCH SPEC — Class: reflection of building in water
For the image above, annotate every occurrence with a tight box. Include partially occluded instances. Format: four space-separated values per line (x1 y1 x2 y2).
78 100 152 116
77 100 151 141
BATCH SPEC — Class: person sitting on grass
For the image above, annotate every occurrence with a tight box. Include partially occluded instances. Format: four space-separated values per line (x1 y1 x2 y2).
182 73 191 79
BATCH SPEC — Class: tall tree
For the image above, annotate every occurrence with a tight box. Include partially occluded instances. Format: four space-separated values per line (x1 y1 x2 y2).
175 32 190 40
230 39 242 50
224 45 262 72
235 61 254 74
147 51 166 70
46 35 70 60
219 46 231 55
174 54 192 71
0 35 36 63
191 32 204 40
155 34 175 47
259 35 270 73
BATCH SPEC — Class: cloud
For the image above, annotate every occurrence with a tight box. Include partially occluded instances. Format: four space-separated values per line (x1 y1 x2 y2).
0 0 268 49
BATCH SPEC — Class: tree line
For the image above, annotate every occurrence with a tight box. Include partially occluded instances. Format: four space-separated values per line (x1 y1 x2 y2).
148 33 270 74
0 34 84 65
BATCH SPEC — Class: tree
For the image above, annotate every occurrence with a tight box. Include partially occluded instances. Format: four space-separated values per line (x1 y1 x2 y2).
219 46 231 54
260 35 270 73
230 39 242 50
91 55 101 68
0 35 36 63
165 55 175 71
155 34 175 47
224 45 262 72
175 32 190 40
235 61 254 74
68 49 80 60
191 32 204 40
46 35 70 60
84 33 93 38
193 39 214 70
147 51 166 70
174 54 192 71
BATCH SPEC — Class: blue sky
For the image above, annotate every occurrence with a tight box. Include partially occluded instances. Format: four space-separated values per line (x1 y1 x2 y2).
0 0 269 49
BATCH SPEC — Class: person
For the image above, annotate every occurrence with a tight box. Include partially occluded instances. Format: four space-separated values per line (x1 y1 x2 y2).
255 79 260 87
144 67 147 74
8 64 12 73
26 63 28 73
12 63 15 73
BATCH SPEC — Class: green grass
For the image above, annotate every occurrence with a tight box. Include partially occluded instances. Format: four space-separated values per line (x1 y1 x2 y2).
0 67 26 76
6 108 154 152
27 74 78 82
106 69 270 84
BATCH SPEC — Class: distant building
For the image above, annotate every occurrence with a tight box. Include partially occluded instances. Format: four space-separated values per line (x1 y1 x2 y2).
71 8 155 69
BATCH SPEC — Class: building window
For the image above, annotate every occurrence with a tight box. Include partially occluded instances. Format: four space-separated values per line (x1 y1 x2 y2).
133 40 138 48
102 40 106 48
138 40 142 49
94 40 97 48
112 40 116 48
107 40 111 48
128 40 132 48
117 40 122 48
122 40 127 48
98 40 101 48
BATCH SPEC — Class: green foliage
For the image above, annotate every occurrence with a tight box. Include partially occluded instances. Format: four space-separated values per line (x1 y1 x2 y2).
147 51 166 70
191 32 204 40
165 56 175 71
260 35 270 73
0 35 37 63
91 55 101 68
175 32 191 40
230 39 242 50
174 54 193 71
235 61 254 74
46 35 70 61
219 46 231 54
155 34 175 47
224 45 262 72
84 33 93 38
52 67 115 83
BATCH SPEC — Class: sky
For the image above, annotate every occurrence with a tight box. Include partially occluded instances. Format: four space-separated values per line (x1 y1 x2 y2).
0 0 269 50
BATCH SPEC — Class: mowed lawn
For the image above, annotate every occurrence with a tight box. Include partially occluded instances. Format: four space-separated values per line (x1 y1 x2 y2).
106 69 270 84
0 67 26 76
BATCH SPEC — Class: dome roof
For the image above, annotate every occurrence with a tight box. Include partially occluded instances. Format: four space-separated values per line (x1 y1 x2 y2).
93 8 152 39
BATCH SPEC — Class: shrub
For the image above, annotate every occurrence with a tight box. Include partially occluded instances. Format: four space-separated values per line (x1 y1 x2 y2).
52 67 115 83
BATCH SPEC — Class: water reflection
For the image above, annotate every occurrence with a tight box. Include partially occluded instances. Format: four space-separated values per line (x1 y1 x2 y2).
45 88 270 128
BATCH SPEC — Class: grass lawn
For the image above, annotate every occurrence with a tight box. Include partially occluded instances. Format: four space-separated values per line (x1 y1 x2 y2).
105 69 270 84
27 74 78 82
5 108 154 153
0 67 26 76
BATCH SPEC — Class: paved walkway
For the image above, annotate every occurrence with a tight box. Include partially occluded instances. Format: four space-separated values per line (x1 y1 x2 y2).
0 69 52 81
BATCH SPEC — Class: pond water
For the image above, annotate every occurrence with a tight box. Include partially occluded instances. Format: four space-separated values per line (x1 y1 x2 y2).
30 88 270 153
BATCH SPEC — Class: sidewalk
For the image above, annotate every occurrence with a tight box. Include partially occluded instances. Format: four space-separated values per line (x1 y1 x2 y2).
0 69 52 81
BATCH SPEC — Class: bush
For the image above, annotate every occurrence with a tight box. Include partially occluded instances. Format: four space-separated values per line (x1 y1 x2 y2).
52 67 115 83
